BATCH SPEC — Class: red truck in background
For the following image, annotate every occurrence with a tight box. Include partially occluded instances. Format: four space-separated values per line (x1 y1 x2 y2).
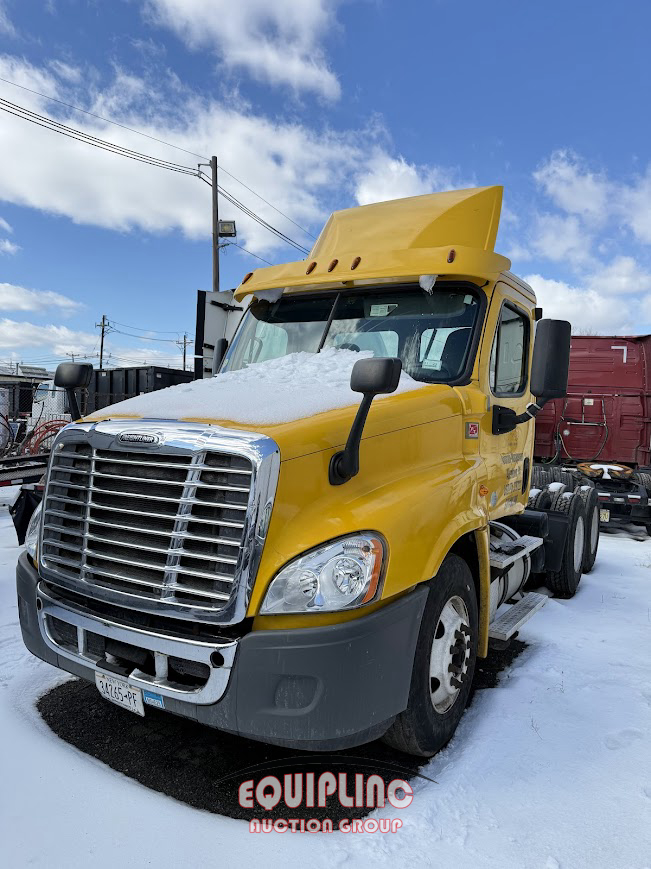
533 335 651 535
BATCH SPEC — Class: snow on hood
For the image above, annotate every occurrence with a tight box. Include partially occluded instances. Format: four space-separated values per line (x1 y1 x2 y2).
86 348 425 426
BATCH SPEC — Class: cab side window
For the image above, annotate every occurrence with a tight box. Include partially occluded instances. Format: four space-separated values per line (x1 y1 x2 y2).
490 303 529 395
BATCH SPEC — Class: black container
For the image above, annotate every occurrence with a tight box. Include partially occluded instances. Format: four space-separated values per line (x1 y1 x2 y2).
84 366 193 414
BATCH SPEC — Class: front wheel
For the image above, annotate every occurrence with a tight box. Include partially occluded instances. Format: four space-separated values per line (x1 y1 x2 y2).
382 555 478 757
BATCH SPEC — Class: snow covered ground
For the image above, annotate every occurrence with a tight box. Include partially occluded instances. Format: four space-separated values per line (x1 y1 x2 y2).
1 507 650 869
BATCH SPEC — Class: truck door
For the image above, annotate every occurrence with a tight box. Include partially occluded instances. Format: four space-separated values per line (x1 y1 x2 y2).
482 284 534 518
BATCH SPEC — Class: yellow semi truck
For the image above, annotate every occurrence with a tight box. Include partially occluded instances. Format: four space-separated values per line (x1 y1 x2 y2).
17 186 593 757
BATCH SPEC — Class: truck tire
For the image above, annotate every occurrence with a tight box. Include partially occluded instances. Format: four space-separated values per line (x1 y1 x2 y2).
635 471 651 495
545 491 586 598
531 464 554 490
549 465 579 491
382 555 478 757
528 488 552 511
576 485 599 573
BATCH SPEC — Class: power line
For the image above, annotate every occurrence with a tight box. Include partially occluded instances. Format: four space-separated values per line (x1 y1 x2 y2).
107 326 189 344
0 97 198 175
0 74 208 161
223 241 274 266
0 73 316 238
108 318 187 335
199 171 309 255
1 96 310 255
218 167 316 239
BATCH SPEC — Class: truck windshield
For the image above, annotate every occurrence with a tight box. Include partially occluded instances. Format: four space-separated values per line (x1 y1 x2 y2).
221 286 481 383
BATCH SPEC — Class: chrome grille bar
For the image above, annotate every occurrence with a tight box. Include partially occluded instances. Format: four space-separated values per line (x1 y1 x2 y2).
40 421 279 624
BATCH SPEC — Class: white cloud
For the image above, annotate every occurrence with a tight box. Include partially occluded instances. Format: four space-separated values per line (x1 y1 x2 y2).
0 56 458 258
534 149 651 250
0 282 81 312
0 238 19 254
534 150 609 222
0 318 97 355
530 214 594 266
504 243 532 263
524 273 646 335
355 153 456 206
0 216 11 233
0 57 364 254
620 166 651 245
587 256 651 296
144 0 341 99
0 1 14 36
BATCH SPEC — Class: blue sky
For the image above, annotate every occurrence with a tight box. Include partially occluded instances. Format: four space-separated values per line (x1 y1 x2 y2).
0 0 650 369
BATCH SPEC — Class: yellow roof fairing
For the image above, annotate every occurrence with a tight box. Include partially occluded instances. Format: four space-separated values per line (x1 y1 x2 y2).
235 186 509 301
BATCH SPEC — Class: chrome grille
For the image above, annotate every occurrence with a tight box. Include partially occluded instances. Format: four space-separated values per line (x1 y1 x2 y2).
42 440 255 614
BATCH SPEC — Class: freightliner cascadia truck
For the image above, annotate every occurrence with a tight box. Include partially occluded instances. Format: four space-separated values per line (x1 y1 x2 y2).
17 187 596 757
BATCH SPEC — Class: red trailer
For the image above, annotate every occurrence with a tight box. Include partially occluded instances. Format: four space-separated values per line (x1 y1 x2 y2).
534 335 651 533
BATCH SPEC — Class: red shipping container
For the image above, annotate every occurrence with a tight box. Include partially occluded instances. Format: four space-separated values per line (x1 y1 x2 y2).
534 335 651 468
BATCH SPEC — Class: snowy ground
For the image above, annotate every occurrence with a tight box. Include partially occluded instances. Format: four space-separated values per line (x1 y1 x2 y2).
1 504 650 869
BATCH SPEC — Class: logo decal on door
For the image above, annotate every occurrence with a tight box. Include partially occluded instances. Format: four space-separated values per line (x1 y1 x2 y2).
465 422 479 439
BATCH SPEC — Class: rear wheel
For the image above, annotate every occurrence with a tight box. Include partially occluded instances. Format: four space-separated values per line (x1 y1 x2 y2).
531 464 554 490
636 471 651 494
382 555 478 757
576 485 600 573
549 465 579 491
545 491 586 598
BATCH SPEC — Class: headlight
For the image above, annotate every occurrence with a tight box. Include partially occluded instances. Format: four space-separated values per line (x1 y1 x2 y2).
260 533 385 615
25 500 43 562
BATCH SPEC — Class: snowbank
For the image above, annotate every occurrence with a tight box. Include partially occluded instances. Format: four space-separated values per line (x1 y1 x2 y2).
86 349 425 425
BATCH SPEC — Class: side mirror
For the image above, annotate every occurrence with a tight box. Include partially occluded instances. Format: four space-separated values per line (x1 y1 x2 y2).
54 363 93 390
212 338 229 374
492 318 571 435
530 319 571 401
329 357 402 485
54 363 93 420
350 357 402 395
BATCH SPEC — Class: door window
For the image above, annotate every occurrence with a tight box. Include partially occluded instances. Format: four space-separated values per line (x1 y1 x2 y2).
490 304 529 395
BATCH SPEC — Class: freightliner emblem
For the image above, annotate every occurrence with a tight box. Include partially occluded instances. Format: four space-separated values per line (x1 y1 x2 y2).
118 432 161 445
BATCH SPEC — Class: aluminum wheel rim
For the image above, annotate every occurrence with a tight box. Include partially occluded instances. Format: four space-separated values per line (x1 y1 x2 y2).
590 506 599 551
574 515 585 573
429 595 470 714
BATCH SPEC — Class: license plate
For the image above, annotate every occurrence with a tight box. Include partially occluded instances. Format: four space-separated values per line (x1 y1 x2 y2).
95 671 145 716
599 509 610 522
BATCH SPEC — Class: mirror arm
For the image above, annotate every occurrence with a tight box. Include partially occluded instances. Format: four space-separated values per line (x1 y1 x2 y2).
66 388 81 421
329 393 375 485
512 399 546 425
492 398 548 435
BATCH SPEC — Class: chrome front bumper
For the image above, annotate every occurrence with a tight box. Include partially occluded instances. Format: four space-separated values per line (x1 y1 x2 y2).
37 582 238 705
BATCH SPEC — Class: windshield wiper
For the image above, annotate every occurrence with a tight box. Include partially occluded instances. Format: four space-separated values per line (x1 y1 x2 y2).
316 293 341 352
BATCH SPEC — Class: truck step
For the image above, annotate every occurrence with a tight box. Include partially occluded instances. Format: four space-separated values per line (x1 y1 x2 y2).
488 591 548 642
489 535 544 570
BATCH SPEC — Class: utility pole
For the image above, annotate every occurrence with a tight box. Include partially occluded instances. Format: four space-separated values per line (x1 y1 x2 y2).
96 314 108 369
176 332 191 371
210 155 219 293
